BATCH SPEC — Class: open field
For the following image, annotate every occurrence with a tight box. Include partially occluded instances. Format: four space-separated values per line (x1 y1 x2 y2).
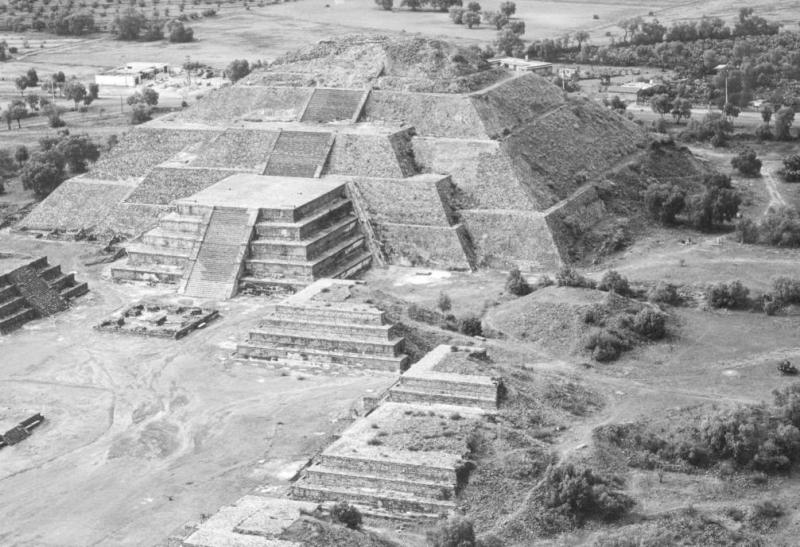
0 232 394 546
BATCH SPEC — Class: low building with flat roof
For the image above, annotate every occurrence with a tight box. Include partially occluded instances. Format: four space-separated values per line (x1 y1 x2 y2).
605 81 658 105
95 62 169 87
488 57 553 76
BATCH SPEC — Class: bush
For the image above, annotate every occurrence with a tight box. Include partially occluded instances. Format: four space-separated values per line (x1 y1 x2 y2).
542 464 634 523
779 154 800 182
758 207 800 247
556 266 596 289
705 280 750 309
437 292 452 312
647 282 680 305
458 316 483 337
770 277 800 306
731 148 762 177
643 183 685 225
506 267 532 296
584 328 626 362
735 217 759 243
597 270 630 296
330 501 362 530
632 308 666 340
428 516 476 547
130 103 151 125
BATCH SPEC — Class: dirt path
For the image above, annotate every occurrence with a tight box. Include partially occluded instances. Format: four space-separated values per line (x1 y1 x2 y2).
762 160 787 213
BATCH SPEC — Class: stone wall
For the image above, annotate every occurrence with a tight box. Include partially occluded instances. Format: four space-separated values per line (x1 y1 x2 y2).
190 129 279 171
98 202 168 237
8 264 66 315
460 209 562 270
319 454 455 484
387 128 419 177
373 223 473 270
325 133 406 178
349 175 453 226
363 91 487 138
20 178 134 232
411 138 537 210
544 185 608 258
124 168 233 205
171 85 312 124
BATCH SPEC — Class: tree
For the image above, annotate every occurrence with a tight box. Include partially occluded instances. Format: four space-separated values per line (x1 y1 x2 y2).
649 93 671 117
20 150 66 197
114 9 146 40
428 516 476 547
775 106 795 141
495 28 523 56
723 102 740 123
330 502 362 530
506 19 525 35
449 6 464 23
644 183 685 224
88 82 99 100
731 149 762 177
374 0 393 9
671 98 692 124
574 30 590 48
466 1 480 12
64 79 88 108
15 75 29 96
142 87 159 106
14 145 29 166
25 68 38 87
506 267 532 296
8 99 27 128
130 103 152 125
25 93 40 111
690 185 741 231
168 20 193 42
761 104 773 125
498 1 515 17
779 155 800 183
609 95 627 112
463 11 480 28
226 59 250 83
56 134 100 173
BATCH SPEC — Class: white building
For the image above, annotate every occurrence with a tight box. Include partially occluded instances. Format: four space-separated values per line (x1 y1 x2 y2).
488 57 554 76
95 62 169 87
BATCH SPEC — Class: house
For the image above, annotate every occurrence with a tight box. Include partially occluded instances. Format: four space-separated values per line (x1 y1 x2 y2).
605 81 658 105
488 57 553 76
95 62 169 87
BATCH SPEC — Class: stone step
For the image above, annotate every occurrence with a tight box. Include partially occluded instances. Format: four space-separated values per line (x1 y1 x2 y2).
273 302 384 327
141 227 202 250
254 198 353 241
399 376 498 401
26 256 49 270
257 315 396 342
0 295 27 318
236 343 408 372
317 453 456 484
0 284 20 304
126 245 191 268
300 88 365 123
291 483 455 515
159 212 207 236
304 465 454 500
111 263 184 284
174 202 213 218
330 251 372 281
36 263 61 281
61 282 89 300
257 185 346 223
388 387 497 411
48 272 75 291
248 216 358 261
344 504 442 523
246 329 404 357
244 235 364 280
0 307 36 334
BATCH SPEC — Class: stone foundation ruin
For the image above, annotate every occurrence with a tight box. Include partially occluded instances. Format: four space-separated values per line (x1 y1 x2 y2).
95 302 218 339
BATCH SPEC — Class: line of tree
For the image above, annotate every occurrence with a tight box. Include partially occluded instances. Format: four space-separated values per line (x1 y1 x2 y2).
19 130 100 197
644 173 741 232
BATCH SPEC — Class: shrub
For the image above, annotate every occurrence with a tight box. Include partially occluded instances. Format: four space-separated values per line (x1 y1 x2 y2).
688 186 741 232
705 280 750 309
556 266 596 289
584 328 625 362
758 207 800 247
458 316 483 337
428 515 476 547
643 183 685 225
632 308 666 340
770 277 800 306
780 154 800 182
542 464 634 523
754 123 773 141
437 291 452 312
506 267 532 296
735 217 759 243
130 103 151 125
330 501 362 530
597 270 630 296
731 148 762 177
647 282 680 305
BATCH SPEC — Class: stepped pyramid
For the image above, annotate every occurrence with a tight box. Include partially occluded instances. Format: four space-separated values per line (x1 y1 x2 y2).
0 254 89 333
25 34 652 284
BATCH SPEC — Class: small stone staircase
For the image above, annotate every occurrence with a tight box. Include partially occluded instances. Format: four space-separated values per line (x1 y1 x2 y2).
299 88 369 124
182 207 254 300
112 202 209 285
239 185 371 295
262 130 334 178
0 256 89 334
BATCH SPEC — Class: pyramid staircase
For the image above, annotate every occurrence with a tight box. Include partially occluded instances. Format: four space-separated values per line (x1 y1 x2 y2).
238 279 407 372
262 130 334 178
0 256 89 334
238 184 371 295
299 88 369 124
181 207 255 300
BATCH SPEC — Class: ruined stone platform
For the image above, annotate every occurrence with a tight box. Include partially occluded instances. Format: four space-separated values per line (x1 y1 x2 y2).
95 301 218 339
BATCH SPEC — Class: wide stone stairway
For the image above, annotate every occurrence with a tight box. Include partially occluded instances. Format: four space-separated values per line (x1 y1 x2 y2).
0 255 89 333
299 88 369 124
182 207 254 300
262 130 334 178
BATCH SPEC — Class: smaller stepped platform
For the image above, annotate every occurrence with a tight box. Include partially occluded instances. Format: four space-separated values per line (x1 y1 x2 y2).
0 254 89 333
113 174 373 299
181 495 314 547
238 279 408 372
291 401 484 519
299 88 369 124
389 345 502 411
